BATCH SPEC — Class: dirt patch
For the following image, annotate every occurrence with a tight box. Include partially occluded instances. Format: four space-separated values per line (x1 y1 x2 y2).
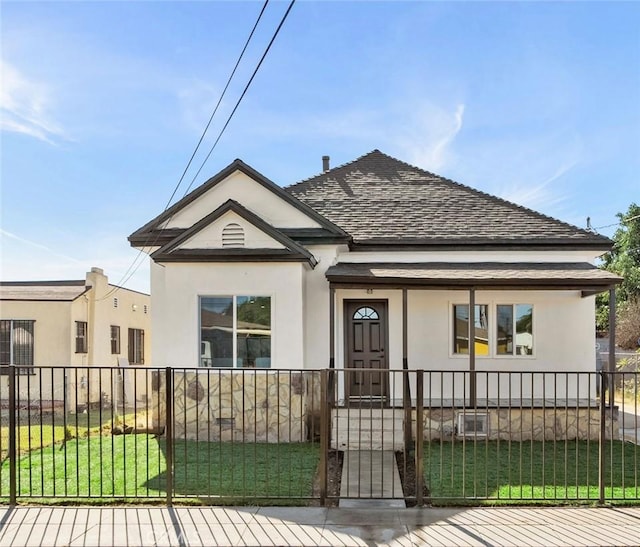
312 450 343 506
395 449 430 507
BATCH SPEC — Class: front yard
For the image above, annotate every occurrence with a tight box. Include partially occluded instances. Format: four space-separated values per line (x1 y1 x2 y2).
424 440 640 504
0 435 320 504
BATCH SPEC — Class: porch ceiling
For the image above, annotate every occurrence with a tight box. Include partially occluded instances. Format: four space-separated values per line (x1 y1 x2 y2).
325 262 622 291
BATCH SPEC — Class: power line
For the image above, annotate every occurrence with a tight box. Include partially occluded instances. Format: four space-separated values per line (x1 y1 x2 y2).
99 1 280 300
103 0 297 297
182 0 296 196
594 213 640 231
166 0 270 208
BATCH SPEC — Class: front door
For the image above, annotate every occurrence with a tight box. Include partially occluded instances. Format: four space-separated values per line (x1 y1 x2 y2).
344 300 388 400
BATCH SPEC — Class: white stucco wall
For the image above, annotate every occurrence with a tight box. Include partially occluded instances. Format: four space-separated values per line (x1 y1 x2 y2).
179 210 285 250
0 300 73 367
302 245 344 369
406 289 597 400
161 170 322 230
151 261 306 369
83 271 152 367
0 269 151 406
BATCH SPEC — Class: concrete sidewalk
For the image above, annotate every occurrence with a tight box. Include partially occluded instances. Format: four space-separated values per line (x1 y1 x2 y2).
1 505 639 546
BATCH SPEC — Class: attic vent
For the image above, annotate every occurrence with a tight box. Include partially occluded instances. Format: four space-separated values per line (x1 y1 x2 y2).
222 223 245 248
113 298 118 308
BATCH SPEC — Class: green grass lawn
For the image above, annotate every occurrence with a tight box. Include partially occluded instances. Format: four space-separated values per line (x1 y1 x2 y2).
424 440 640 505
0 411 151 459
0 435 320 504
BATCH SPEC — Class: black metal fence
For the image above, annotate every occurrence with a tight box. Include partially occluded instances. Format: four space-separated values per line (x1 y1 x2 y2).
0 365 638 506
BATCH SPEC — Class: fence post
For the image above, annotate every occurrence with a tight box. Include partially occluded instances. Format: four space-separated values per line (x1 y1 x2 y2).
8 365 16 505
415 370 424 506
403 369 412 455
165 367 173 507
598 369 606 505
319 369 328 506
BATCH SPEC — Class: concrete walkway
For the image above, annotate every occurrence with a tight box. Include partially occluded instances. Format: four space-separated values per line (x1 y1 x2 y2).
1 505 640 546
620 408 640 444
339 451 405 508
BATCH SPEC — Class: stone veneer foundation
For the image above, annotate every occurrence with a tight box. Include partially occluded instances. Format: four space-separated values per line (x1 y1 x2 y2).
413 407 618 441
151 370 617 443
151 370 321 442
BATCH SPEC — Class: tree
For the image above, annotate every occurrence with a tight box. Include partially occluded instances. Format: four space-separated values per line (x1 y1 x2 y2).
597 203 640 346
602 203 640 303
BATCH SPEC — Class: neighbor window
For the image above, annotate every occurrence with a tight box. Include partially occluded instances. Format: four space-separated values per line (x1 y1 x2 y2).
497 304 533 356
75 321 88 353
110 325 121 355
453 304 489 356
128 328 145 364
0 320 35 374
200 296 271 368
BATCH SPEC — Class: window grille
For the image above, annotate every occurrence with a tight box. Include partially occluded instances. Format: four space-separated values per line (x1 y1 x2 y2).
0 319 35 374
75 321 88 353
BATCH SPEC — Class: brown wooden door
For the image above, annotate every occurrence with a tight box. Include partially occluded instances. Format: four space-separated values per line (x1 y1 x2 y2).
345 301 388 399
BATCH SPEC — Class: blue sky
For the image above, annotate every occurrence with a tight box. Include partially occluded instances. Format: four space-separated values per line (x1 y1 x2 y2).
2 1 639 292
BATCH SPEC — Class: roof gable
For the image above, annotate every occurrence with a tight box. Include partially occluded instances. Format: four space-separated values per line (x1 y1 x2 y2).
286 150 612 249
151 200 317 266
130 159 347 248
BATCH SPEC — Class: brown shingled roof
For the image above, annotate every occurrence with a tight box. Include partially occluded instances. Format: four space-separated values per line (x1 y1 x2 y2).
325 262 622 288
286 150 611 248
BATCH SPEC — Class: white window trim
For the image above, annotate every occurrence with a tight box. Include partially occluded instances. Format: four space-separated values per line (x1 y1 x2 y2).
494 303 535 359
198 294 274 369
449 301 491 359
448 301 536 359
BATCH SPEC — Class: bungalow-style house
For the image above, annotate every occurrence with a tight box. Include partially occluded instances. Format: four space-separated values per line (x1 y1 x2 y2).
130 150 621 411
0 267 151 409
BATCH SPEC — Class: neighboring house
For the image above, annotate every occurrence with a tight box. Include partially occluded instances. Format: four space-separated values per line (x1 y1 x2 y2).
0 267 151 407
130 150 621 404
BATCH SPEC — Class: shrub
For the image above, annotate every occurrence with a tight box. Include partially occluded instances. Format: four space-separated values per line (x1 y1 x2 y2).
617 299 640 350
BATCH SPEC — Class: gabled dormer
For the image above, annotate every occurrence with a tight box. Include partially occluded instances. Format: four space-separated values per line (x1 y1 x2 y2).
129 159 349 249
150 200 317 267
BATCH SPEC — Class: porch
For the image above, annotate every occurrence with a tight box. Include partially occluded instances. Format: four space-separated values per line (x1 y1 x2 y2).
325 261 621 409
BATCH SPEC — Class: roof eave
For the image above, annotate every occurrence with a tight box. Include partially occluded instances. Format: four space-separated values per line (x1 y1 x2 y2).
152 248 316 266
348 240 613 252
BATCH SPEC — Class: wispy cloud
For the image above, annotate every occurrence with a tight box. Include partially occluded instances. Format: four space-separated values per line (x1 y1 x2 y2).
0 229 82 265
396 103 465 172
234 100 466 173
177 79 223 134
0 59 67 144
0 228 150 292
497 159 577 211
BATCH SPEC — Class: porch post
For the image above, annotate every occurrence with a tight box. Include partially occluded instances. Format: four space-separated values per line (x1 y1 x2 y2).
328 286 336 405
329 287 335 369
608 286 616 410
402 288 412 452
402 288 408 370
469 287 476 407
